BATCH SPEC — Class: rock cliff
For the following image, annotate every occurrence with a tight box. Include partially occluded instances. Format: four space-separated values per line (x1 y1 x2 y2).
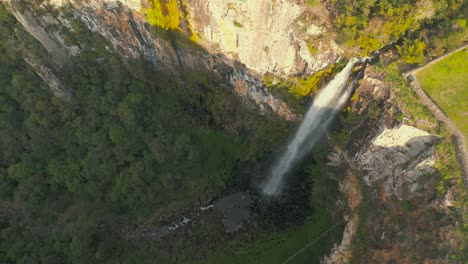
45 0 343 76
3 0 301 120
184 0 342 76
357 125 440 201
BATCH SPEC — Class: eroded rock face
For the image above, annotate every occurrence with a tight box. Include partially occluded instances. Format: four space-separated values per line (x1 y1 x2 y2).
4 1 71 68
323 65 463 263
185 0 342 76
24 56 72 102
4 0 298 120
357 125 440 200
47 0 142 11
45 0 342 77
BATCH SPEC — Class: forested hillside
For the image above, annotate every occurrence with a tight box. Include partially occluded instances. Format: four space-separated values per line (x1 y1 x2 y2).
0 4 293 262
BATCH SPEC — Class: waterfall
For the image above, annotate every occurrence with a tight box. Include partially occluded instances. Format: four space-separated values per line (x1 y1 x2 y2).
263 57 365 196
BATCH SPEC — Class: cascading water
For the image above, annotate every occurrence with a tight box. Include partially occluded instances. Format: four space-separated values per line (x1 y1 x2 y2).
263 57 367 196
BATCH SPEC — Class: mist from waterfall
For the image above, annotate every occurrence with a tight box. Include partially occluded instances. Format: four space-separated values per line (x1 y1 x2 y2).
262 57 362 196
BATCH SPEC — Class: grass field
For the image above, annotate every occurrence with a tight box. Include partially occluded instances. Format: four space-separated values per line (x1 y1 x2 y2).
416 48 468 147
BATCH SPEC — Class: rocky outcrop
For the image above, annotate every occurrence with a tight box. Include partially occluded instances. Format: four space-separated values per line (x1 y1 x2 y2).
23 56 72 102
48 0 142 11
45 0 342 77
357 125 440 201
185 0 342 76
3 0 72 67
70 1 298 119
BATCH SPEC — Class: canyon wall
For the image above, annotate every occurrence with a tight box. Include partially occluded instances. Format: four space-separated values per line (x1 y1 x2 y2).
3 0 303 120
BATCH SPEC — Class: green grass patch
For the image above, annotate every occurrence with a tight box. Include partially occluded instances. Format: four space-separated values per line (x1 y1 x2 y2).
416 48 468 148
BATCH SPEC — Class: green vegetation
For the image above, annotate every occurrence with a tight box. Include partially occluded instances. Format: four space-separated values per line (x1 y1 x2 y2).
202 210 333 264
416 48 468 148
375 61 466 261
263 64 338 115
329 0 468 60
288 66 335 98
0 4 296 263
145 0 181 30
305 0 320 6
397 39 426 64
1 0 466 263
349 178 373 264
382 62 463 195
307 42 319 55
145 0 198 42
233 20 243 28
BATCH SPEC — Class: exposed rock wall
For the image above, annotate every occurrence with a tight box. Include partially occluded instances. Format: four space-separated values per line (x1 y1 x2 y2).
4 0 298 120
47 0 142 11
4 1 71 67
24 56 72 102
47 0 344 77
68 1 298 119
184 0 343 76
322 170 361 264
357 125 440 201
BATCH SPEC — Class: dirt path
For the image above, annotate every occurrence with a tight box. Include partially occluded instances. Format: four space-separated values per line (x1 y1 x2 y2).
403 45 468 187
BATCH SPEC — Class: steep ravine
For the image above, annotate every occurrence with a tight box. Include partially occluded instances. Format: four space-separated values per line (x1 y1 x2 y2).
2 1 465 263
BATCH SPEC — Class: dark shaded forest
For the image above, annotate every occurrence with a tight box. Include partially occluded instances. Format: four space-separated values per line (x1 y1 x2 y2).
0 4 294 262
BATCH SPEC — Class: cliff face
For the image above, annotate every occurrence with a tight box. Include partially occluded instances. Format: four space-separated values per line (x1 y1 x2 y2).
3 0 300 120
45 0 342 78
357 125 440 201
184 0 342 76
3 0 346 120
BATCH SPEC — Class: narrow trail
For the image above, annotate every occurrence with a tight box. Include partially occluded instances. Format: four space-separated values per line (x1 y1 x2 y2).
403 45 468 187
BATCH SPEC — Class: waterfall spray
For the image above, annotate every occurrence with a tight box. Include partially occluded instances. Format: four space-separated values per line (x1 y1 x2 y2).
262 57 367 196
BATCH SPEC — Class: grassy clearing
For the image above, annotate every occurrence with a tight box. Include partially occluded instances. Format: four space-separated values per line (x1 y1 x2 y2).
416 48 468 148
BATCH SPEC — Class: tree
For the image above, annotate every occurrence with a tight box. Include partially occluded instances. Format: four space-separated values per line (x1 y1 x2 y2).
397 39 426 64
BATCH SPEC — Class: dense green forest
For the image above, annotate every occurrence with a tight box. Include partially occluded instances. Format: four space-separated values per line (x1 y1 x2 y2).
0 3 296 262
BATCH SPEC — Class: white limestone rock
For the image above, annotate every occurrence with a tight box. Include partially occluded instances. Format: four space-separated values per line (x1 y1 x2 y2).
357 125 440 200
